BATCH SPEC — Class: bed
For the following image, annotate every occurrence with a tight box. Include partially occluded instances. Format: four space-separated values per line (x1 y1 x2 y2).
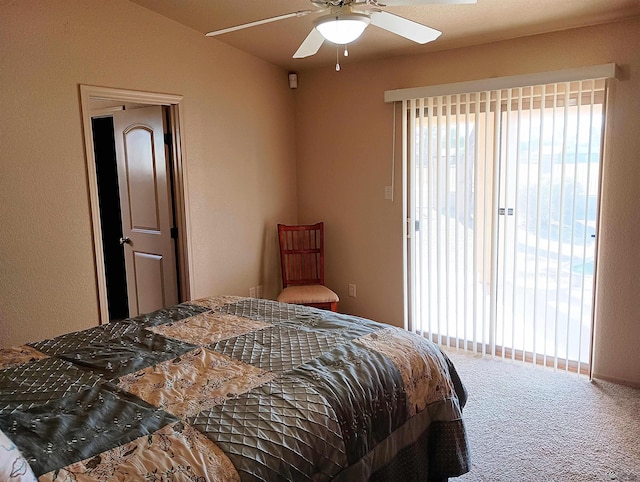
0 296 470 481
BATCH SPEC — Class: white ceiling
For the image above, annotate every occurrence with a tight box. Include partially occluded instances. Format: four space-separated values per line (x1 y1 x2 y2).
130 0 640 71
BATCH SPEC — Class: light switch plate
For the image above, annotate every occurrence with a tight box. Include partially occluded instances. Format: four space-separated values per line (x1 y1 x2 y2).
348 284 356 297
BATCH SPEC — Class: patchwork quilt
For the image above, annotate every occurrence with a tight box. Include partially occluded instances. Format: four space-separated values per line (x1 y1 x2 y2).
0 296 470 481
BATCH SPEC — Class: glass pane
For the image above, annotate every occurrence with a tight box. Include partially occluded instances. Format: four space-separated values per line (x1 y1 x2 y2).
496 95 602 367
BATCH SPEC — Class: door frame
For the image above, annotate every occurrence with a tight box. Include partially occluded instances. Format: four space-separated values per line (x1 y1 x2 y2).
80 85 192 324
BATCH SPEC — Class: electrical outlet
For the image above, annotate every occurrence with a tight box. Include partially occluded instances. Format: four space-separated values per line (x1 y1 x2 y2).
256 285 263 299
348 283 356 298
384 186 393 200
249 286 256 298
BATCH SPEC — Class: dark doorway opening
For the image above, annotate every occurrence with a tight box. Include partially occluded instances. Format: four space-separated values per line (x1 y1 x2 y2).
91 116 129 321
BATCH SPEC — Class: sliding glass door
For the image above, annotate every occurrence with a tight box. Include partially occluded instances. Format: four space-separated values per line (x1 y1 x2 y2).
405 80 606 373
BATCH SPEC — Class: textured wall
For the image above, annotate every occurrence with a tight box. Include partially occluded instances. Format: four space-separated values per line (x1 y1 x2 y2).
0 0 298 346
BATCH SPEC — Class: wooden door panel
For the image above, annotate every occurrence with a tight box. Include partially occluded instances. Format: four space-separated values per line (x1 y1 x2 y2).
132 252 165 314
123 126 162 232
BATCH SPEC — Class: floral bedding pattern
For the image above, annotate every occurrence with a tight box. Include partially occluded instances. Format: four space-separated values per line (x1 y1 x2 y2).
118 347 277 419
0 296 469 481
0 429 37 482
38 423 239 481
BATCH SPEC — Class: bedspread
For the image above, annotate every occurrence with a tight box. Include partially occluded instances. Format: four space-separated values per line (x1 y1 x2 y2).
0 296 469 481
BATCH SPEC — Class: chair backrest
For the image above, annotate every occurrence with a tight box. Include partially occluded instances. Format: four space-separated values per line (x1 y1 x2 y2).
277 222 325 288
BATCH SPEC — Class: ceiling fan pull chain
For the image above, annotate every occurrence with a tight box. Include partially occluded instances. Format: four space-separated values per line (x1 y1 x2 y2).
344 44 349 57
336 47 341 71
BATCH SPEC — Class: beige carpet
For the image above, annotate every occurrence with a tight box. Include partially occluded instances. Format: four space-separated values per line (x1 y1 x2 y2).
443 348 640 482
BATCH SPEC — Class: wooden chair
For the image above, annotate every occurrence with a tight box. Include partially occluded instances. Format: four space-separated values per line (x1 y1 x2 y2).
276 222 339 312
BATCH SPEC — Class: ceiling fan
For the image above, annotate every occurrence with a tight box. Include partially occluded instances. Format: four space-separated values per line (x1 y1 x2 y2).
206 0 477 64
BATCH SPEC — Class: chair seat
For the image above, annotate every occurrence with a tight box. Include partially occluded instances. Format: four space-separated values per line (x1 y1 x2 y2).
277 285 339 305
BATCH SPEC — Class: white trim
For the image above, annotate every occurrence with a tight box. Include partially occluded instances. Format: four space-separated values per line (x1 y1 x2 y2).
79 85 192 324
167 104 194 305
402 99 409 331
82 85 183 105
384 63 619 103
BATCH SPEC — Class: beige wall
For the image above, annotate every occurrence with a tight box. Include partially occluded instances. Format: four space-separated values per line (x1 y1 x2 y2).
0 0 297 346
295 18 640 386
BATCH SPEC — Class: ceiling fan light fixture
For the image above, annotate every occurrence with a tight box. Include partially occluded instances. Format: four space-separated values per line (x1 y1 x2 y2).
314 13 370 45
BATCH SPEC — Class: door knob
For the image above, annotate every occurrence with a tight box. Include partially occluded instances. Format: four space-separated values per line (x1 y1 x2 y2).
119 236 132 245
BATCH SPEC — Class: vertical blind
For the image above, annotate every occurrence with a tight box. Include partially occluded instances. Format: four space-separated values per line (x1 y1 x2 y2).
394 70 614 374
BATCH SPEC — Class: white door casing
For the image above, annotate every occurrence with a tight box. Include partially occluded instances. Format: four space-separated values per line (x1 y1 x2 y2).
113 106 179 316
80 85 192 325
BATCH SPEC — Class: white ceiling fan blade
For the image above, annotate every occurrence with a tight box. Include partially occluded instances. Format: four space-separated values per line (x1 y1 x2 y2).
206 10 313 37
293 28 325 58
370 10 441 44
370 0 476 5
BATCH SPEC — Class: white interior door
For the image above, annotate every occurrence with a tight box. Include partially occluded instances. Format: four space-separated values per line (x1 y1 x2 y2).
113 106 179 316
